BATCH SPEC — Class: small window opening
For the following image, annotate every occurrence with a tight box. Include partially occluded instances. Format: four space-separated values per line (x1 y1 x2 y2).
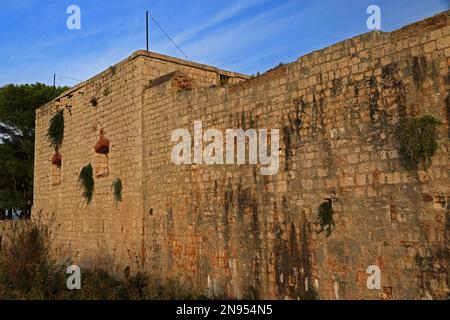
94 129 110 178
51 147 62 185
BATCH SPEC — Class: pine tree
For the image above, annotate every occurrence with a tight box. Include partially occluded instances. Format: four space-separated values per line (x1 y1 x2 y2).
0 83 67 217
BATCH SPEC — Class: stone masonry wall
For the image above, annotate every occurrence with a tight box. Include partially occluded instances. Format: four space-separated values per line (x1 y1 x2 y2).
141 12 450 299
33 12 450 299
33 52 247 272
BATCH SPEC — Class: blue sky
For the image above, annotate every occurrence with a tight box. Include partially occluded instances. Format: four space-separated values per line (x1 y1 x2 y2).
0 0 448 87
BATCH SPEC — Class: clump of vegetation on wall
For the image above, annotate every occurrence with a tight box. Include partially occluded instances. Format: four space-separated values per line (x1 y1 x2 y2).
396 115 441 170
47 110 64 148
108 65 116 76
317 200 335 237
79 164 94 204
111 178 122 204
103 86 112 97
90 97 98 107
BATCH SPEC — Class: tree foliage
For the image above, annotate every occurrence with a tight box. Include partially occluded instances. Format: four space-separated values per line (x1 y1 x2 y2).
0 83 67 213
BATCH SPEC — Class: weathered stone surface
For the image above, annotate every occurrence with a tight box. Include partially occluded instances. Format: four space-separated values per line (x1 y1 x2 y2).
31 12 450 299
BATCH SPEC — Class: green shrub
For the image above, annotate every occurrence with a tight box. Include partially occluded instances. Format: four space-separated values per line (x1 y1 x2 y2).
47 110 64 148
0 215 68 299
79 164 94 204
396 115 440 170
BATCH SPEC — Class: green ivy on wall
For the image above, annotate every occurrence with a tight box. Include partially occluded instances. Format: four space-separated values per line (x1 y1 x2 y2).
396 115 440 170
79 164 94 204
317 200 335 237
111 178 122 204
47 110 64 148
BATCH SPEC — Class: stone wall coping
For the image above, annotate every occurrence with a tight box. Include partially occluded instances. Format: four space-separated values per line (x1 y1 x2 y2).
36 50 251 113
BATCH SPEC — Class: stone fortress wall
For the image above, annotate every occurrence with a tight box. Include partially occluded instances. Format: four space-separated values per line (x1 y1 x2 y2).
31 11 450 299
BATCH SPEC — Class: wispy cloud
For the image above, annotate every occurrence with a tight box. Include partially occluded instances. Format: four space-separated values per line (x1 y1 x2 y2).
0 0 448 86
162 1 312 70
174 0 269 45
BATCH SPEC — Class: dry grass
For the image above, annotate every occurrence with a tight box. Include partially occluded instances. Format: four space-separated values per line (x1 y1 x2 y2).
0 216 204 300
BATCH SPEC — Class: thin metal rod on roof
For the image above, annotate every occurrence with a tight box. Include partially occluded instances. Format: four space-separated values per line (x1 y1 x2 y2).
146 11 149 51
148 12 189 60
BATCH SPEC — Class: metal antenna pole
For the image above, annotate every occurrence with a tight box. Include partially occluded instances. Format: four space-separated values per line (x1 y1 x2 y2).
146 11 149 51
